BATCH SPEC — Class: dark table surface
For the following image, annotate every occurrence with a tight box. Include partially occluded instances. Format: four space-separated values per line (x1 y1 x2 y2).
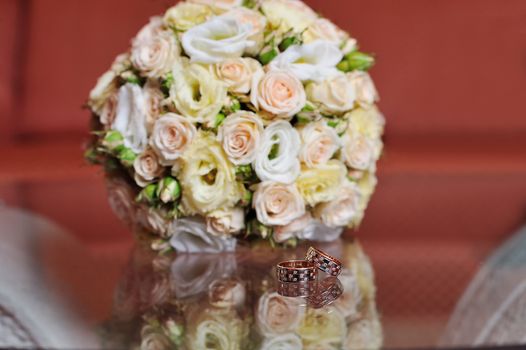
0 206 525 349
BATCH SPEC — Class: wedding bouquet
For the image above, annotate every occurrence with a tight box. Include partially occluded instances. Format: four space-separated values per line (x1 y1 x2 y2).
86 0 385 253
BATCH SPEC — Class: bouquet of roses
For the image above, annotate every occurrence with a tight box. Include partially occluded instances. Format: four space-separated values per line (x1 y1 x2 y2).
86 0 385 253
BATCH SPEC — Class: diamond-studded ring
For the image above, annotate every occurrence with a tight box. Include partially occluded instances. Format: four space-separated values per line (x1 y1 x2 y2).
276 260 317 283
305 247 342 277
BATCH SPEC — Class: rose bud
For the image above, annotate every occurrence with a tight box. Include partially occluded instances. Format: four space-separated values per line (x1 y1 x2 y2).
118 147 137 167
137 183 158 204
102 130 124 151
156 176 181 203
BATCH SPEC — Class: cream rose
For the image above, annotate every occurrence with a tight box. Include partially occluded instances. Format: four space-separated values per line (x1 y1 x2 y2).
222 7 267 54
256 292 304 335
260 334 303 350
347 71 379 107
270 41 343 82
189 0 243 13
217 111 264 165
273 212 313 243
133 148 165 187
106 178 137 227
140 325 173 350
99 92 118 127
333 269 363 319
345 313 383 350
314 182 361 228
170 217 237 253
306 73 356 114
261 0 318 32
136 205 170 238
353 171 378 226
295 160 346 206
299 120 341 167
143 80 165 131
112 83 148 153
163 2 212 31
297 307 346 348
253 182 305 226
180 132 243 215
251 69 306 119
186 307 246 350
131 17 180 77
181 16 254 63
150 113 197 166
213 58 262 94
253 120 301 184
208 278 246 309
303 18 347 45
344 106 385 140
341 134 377 171
206 207 245 237
170 59 228 126
89 70 118 114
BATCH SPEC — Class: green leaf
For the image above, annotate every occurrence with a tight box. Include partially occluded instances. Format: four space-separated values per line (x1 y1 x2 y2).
258 48 278 65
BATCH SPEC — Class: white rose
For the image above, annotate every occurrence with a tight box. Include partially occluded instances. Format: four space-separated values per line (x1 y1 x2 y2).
299 120 341 167
150 113 197 165
179 132 243 215
251 69 306 119
169 217 237 253
254 120 301 184
296 160 347 206
261 0 318 32
112 83 148 153
206 207 245 237
253 182 305 226
133 148 165 187
163 2 212 31
314 182 361 228
303 18 347 45
143 80 165 131
208 278 246 309
270 41 343 82
306 73 356 114
273 212 313 243
181 16 254 64
345 313 383 350
171 252 237 298
170 59 228 125
222 7 267 54
217 111 264 165
260 334 302 350
189 0 243 13
89 70 118 114
347 71 379 107
342 37 358 55
296 219 344 242
131 17 180 77
213 57 263 94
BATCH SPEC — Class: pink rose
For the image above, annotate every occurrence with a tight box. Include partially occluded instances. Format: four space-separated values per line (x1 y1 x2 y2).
133 148 165 187
251 70 306 120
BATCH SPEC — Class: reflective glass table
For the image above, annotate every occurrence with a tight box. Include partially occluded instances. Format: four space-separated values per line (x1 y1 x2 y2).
0 206 525 349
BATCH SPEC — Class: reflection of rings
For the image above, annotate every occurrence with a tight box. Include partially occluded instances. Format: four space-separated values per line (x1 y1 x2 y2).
305 247 342 276
277 281 316 297
276 260 317 283
307 277 343 308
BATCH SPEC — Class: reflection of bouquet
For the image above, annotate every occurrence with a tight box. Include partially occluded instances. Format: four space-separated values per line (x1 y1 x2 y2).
86 0 385 252
103 240 382 349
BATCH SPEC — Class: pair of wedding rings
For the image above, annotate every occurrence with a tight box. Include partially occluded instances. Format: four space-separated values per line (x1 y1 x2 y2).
276 247 342 283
